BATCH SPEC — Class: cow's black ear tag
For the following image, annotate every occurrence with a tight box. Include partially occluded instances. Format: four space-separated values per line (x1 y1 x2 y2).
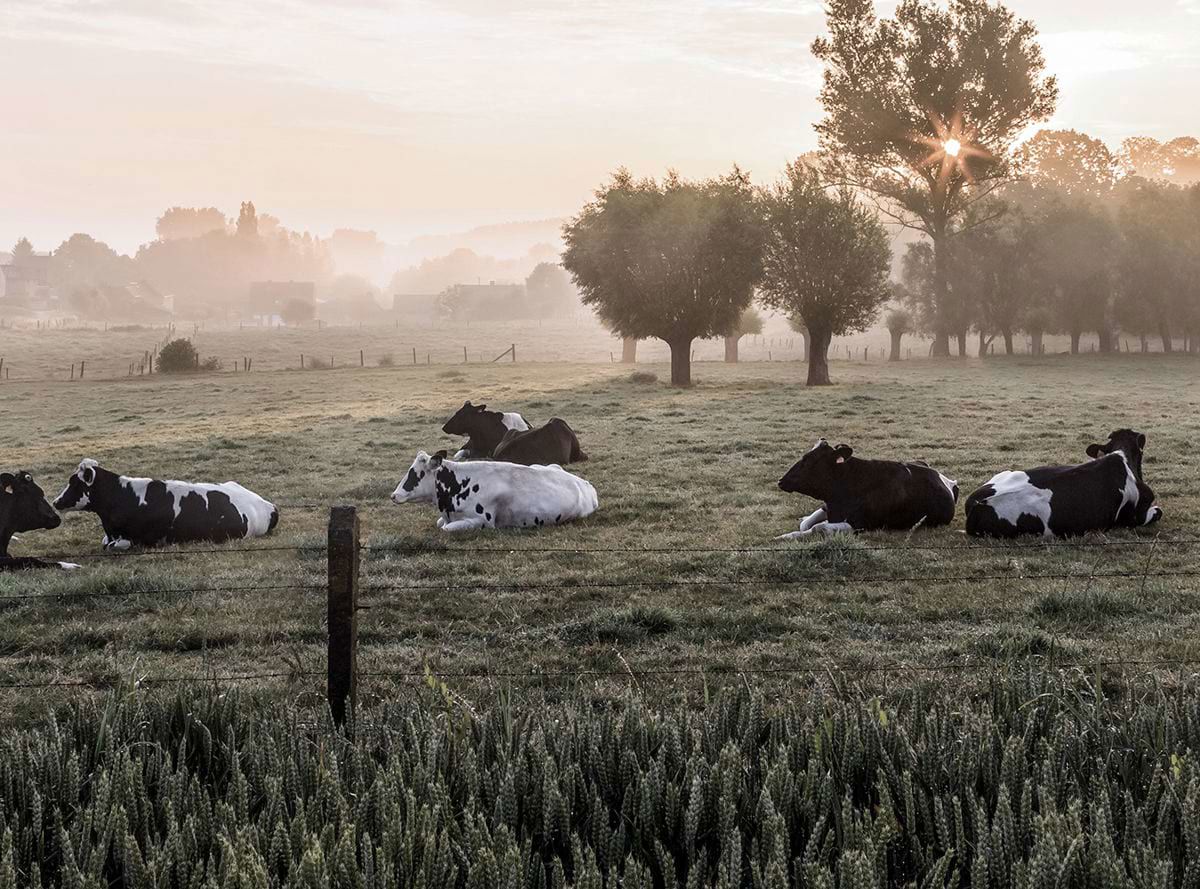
835 457 846 464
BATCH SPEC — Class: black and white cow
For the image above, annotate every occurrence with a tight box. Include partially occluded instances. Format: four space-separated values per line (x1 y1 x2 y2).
391 450 598 532
442 402 530 460
493 418 588 466
776 440 958 538
53 459 280 550
965 429 1162 538
1 471 79 570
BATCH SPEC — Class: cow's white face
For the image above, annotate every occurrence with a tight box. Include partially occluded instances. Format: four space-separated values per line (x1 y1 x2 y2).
391 452 441 504
54 459 100 512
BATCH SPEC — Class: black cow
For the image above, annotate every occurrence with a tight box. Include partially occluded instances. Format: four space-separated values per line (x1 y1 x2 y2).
965 428 1162 538
53 459 280 550
1 471 79 571
493 418 588 466
442 402 530 459
776 440 958 538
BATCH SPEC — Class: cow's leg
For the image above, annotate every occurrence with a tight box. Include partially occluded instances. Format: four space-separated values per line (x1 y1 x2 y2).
436 515 447 528
58 562 82 570
103 536 132 551
807 521 855 536
775 508 826 540
440 518 486 532
452 448 469 461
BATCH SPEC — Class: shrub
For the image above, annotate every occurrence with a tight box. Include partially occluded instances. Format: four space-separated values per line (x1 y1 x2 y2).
377 353 396 367
2 675 1199 886
155 338 199 373
628 371 658 384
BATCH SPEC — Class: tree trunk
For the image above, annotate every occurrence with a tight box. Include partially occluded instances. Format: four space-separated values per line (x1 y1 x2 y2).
1098 327 1114 353
977 331 991 358
889 330 903 361
1159 324 1173 353
955 330 968 358
806 327 833 386
724 335 739 363
1140 335 1148 353
930 227 952 357
621 337 637 363
1070 331 1081 354
1003 329 1014 355
668 337 693 387
1031 330 1044 356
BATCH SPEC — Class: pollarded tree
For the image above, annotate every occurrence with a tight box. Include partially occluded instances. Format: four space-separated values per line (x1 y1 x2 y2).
812 0 1058 356
884 302 914 362
562 168 764 386
1116 180 1190 352
1038 197 1118 353
724 307 764 363
758 161 892 385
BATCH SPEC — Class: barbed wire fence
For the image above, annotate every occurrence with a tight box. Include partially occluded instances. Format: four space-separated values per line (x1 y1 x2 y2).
2 508 1199 720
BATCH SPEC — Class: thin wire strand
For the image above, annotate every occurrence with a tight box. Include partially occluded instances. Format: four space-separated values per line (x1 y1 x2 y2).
0 582 324 603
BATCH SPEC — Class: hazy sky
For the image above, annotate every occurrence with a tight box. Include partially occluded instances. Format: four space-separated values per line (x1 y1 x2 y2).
3 0 1198 254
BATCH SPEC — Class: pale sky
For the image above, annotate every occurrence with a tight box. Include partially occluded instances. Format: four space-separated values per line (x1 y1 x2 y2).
3 0 1198 254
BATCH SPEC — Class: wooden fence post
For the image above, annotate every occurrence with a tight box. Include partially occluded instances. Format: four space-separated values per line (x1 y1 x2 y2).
511 343 516 363
327 506 359 730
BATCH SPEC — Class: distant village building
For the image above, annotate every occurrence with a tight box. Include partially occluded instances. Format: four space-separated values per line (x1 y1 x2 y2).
248 280 316 324
0 254 55 308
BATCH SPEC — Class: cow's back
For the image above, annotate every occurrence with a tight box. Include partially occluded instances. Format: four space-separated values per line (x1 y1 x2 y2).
828 459 956 530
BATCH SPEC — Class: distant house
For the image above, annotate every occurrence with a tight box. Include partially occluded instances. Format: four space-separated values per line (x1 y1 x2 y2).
0 254 54 307
248 281 316 324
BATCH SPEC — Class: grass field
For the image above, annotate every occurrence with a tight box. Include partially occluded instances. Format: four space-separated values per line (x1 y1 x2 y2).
2 327 1199 727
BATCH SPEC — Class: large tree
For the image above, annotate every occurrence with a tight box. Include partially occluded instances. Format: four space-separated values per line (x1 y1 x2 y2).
1014 129 1120 198
758 162 891 385
1038 197 1118 353
562 169 764 386
1115 180 1192 352
155 207 227 241
811 0 1057 356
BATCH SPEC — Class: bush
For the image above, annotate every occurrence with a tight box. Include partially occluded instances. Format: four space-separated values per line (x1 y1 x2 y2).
628 371 658 384
155 338 199 373
377 353 396 367
3 675 1199 886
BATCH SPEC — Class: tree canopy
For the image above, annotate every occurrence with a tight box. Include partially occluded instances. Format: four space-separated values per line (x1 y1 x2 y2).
758 162 891 385
562 168 764 386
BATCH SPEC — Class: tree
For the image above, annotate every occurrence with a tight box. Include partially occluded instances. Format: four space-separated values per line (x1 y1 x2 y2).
758 162 892 385
563 169 765 387
236 202 259 240
11 238 35 264
155 207 227 241
811 0 1057 356
156 339 200 373
1038 197 1118 354
525 263 579 317
1115 180 1190 352
884 303 914 361
1120 136 1200 187
723 307 764 363
786 315 811 360
1014 129 1120 198
51 234 136 294
954 205 1037 355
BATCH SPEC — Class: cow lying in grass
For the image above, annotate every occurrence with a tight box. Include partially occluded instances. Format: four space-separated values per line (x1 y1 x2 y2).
493 418 588 465
391 450 598 531
965 428 1162 538
1 471 79 570
54 459 280 550
442 402 530 460
776 440 958 538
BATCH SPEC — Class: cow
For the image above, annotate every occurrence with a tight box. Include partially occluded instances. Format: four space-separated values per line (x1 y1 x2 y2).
776 440 958 539
965 428 1162 538
493 418 588 466
53 459 280 550
1 471 80 570
441 402 530 460
390 450 598 532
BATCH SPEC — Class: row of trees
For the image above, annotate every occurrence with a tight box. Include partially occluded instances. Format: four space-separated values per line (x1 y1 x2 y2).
565 0 1199 384
563 164 892 387
895 135 1200 356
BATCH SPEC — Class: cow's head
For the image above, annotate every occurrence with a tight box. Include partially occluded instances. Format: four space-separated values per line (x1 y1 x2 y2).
1086 429 1147 478
1 471 61 532
53 459 104 512
391 451 447 504
778 439 853 497
442 402 487 436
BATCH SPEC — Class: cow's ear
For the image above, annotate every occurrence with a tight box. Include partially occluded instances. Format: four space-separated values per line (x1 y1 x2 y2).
834 444 853 463
0 473 13 496
1137 433 1147 450
1085 443 1105 459
477 404 487 412
80 465 96 486
431 450 447 464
